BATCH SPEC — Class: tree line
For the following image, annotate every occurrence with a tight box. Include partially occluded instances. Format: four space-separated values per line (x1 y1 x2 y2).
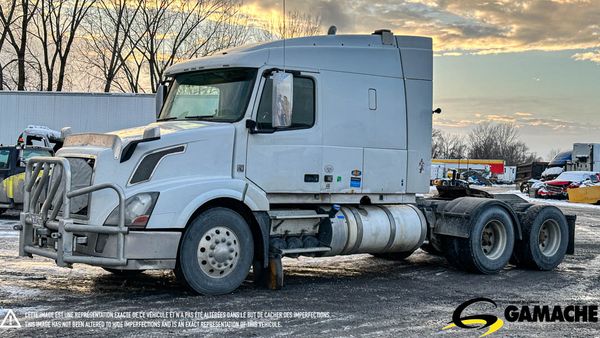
432 122 540 166
0 0 321 93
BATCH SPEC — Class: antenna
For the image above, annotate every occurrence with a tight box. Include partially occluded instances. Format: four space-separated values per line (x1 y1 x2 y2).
282 0 286 71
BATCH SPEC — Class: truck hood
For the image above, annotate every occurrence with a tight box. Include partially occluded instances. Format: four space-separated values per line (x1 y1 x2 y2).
57 120 237 226
62 120 233 161
108 120 213 142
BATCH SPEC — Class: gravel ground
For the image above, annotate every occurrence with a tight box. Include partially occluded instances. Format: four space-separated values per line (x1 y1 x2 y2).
1 186 599 337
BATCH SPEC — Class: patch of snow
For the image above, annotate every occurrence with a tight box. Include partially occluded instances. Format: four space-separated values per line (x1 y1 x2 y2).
0 231 18 238
542 167 564 177
504 190 600 209
0 285 44 299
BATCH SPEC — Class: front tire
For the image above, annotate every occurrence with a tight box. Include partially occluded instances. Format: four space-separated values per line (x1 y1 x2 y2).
513 205 568 270
176 208 254 295
443 206 515 274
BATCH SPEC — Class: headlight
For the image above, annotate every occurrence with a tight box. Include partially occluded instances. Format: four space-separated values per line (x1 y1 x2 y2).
104 192 159 229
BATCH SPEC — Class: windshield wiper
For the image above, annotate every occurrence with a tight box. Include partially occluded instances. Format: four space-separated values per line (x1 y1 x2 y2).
184 116 232 122
157 117 178 121
184 115 214 119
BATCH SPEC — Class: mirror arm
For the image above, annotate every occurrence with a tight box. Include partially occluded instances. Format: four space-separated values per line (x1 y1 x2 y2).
262 68 301 78
246 119 278 134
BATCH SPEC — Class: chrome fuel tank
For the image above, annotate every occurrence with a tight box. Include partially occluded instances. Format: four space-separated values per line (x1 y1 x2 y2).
320 205 427 256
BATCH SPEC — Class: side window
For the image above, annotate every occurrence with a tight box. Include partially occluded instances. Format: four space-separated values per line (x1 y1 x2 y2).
256 76 315 130
0 149 10 170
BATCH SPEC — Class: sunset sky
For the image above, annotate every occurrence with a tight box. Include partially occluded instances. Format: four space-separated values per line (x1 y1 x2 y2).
246 0 600 158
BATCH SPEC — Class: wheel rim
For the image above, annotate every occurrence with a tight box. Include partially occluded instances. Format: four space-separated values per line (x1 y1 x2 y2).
538 220 561 257
197 226 240 278
480 220 507 260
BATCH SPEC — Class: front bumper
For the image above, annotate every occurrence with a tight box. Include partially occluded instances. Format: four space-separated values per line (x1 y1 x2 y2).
18 156 178 270
78 231 180 270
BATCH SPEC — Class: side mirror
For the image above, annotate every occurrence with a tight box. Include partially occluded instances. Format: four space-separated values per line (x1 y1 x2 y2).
245 119 257 134
271 71 293 128
156 83 168 117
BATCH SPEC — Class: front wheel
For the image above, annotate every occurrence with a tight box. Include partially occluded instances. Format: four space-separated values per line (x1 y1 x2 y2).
443 206 515 274
176 208 254 295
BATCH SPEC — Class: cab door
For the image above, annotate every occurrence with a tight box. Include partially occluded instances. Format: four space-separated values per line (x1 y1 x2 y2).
245 71 322 193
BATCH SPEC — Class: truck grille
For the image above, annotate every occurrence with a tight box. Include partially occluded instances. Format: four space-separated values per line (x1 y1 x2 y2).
68 157 95 216
49 157 95 218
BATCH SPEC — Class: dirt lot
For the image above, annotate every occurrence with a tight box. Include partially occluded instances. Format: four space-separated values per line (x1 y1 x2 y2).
1 187 600 337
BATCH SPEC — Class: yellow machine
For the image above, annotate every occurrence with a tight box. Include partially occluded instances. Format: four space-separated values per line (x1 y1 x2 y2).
568 186 600 204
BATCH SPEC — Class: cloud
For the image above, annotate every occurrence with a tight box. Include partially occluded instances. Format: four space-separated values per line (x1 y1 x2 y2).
434 111 599 132
572 50 600 64
243 0 600 61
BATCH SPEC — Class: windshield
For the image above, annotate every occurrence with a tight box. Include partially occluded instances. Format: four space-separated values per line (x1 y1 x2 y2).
158 68 257 122
23 148 52 160
555 172 598 182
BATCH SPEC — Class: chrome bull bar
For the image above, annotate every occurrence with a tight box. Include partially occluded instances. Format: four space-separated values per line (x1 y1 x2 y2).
18 156 128 267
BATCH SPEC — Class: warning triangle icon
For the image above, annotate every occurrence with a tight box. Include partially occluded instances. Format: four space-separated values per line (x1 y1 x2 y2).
1 309 21 328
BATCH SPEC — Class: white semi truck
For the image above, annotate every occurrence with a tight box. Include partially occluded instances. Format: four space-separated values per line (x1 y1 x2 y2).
17 30 575 295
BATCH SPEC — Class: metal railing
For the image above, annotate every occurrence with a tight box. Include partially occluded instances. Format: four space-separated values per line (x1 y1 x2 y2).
19 156 128 267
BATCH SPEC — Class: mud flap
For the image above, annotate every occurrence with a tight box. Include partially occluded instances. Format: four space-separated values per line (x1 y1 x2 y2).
253 255 284 290
431 197 523 240
566 214 576 255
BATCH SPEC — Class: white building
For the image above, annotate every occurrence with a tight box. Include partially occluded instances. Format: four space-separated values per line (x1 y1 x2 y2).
0 91 156 145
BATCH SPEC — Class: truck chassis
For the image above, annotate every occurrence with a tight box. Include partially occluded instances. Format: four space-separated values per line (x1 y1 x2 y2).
17 157 576 293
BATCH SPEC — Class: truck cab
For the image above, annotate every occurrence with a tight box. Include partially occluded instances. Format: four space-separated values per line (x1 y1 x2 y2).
18 31 574 295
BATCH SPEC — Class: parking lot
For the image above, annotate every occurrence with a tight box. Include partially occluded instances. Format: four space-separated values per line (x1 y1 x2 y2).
1 187 600 337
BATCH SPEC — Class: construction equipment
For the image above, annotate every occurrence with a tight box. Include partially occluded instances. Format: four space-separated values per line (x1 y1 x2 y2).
0 126 66 214
17 31 575 295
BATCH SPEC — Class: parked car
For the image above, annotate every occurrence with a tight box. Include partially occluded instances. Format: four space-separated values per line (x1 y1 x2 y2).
537 171 600 199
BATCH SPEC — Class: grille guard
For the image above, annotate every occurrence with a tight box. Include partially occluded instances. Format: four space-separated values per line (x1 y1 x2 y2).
18 156 128 267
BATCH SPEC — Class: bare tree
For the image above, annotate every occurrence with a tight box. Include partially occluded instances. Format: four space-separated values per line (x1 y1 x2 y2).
468 122 539 165
255 10 321 41
0 0 17 89
1 0 39 90
432 128 468 159
31 0 93 91
82 0 143 92
130 0 245 93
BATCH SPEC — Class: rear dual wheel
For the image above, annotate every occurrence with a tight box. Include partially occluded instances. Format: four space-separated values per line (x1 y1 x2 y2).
513 205 568 271
444 206 515 274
